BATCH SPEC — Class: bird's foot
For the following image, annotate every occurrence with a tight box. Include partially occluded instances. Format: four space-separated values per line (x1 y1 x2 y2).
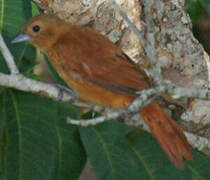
53 83 78 101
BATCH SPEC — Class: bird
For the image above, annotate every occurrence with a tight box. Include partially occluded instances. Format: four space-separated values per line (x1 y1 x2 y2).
11 14 192 168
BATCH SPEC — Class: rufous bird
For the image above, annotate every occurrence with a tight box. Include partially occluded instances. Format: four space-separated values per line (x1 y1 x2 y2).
12 14 192 168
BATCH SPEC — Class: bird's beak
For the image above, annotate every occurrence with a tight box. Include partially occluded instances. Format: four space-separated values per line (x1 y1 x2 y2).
11 32 31 44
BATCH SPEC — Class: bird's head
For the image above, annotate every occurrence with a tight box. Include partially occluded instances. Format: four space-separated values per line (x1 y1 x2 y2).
11 14 68 51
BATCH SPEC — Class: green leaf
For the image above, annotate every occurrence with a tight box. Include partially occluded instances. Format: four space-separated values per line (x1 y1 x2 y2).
185 0 206 23
0 90 7 176
200 0 210 15
0 164 5 180
0 173 5 180
0 91 86 180
31 1 40 16
80 122 210 180
185 151 210 179
0 0 33 73
126 131 210 180
80 122 139 180
53 102 86 179
18 44 36 73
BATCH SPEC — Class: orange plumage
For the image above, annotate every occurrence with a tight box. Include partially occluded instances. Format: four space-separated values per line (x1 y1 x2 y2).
12 14 192 167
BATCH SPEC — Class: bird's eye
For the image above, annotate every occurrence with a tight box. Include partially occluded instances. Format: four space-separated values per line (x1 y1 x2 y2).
32 25 40 32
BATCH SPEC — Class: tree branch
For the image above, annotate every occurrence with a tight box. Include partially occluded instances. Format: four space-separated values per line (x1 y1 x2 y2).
0 34 19 74
0 72 77 102
67 88 158 125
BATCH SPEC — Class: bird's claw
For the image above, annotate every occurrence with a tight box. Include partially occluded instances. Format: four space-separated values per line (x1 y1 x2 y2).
54 83 78 101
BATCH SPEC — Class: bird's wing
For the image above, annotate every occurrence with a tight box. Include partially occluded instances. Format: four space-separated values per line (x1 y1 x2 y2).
54 26 150 96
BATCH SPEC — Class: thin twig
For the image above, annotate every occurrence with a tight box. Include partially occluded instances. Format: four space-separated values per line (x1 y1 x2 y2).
166 83 210 100
0 34 19 74
0 72 76 102
67 70 210 126
107 0 162 83
128 87 162 112
67 88 158 126
107 0 146 48
32 0 41 4
67 110 123 126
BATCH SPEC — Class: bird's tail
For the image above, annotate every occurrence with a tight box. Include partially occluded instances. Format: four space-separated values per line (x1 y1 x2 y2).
140 102 192 168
